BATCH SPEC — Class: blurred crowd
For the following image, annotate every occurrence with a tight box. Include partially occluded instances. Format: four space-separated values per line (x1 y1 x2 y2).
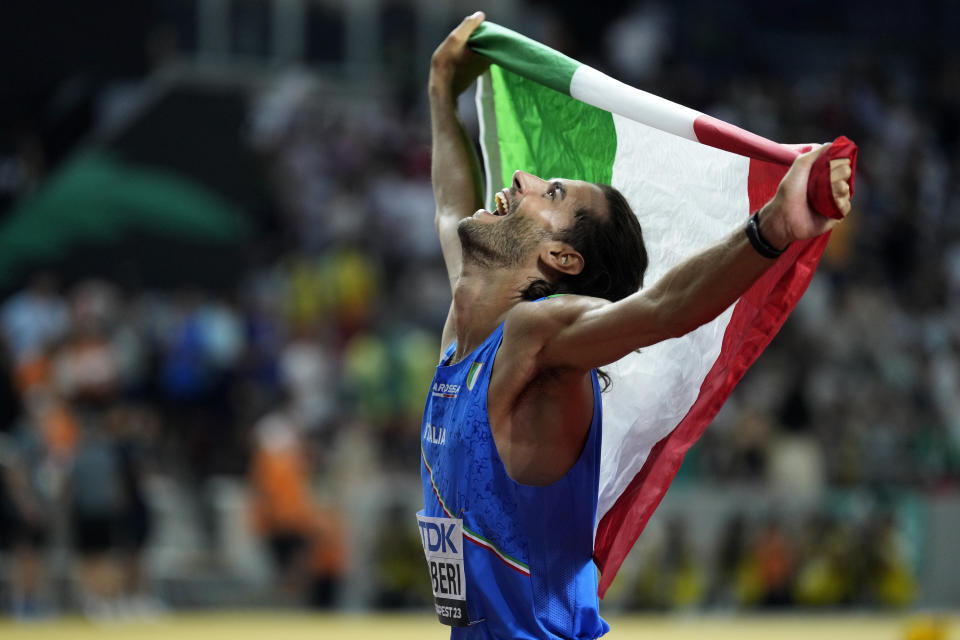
0 261 440 617
613 509 916 611
2 0 959 621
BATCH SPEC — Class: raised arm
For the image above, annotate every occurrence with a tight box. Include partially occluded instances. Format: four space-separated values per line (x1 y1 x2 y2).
429 12 490 352
429 12 489 290
510 145 853 371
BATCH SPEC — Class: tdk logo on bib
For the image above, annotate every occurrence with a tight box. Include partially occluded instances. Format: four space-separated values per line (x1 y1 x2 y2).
419 520 458 555
416 511 469 627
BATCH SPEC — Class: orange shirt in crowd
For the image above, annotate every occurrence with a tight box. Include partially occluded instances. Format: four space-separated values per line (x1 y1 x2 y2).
250 440 314 535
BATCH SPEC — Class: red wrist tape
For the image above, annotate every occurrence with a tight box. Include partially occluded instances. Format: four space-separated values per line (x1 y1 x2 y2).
806 135 857 219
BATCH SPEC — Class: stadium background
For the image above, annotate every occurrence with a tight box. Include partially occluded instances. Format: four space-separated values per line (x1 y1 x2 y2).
0 0 958 636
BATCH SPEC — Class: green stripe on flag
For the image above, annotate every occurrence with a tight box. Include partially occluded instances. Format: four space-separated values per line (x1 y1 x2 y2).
469 22 579 95
487 66 617 192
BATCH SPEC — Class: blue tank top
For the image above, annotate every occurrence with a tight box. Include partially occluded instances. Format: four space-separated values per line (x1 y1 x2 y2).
418 322 609 640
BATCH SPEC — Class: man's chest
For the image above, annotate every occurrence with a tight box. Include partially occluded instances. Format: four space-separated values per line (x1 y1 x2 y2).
487 368 596 485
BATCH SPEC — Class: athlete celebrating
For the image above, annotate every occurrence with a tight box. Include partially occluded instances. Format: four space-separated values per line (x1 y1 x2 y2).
418 12 853 639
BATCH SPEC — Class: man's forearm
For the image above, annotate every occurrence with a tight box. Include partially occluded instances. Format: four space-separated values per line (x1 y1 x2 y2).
429 73 484 220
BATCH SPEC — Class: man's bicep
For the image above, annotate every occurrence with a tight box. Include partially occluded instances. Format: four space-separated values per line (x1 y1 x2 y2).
540 294 669 371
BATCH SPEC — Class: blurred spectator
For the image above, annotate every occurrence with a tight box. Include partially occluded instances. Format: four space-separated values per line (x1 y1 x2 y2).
108 404 163 617
55 281 122 405
862 513 916 608
661 516 705 609
0 422 53 619
159 291 222 403
70 417 125 620
305 503 346 609
751 517 795 608
708 512 748 608
278 327 335 433
0 272 68 365
793 515 855 607
622 516 704 611
249 408 312 598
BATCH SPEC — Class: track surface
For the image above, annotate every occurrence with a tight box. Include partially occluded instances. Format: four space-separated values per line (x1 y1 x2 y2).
0 612 955 639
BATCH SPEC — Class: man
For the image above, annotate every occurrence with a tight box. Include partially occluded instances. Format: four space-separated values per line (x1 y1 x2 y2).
418 12 852 639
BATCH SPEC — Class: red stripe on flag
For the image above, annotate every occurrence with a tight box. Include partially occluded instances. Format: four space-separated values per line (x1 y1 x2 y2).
693 114 799 166
593 158 829 597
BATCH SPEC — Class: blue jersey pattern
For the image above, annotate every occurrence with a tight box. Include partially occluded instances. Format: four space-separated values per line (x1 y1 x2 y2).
419 322 609 640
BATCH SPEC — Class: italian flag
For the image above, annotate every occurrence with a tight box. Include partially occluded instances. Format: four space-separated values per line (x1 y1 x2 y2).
469 22 830 597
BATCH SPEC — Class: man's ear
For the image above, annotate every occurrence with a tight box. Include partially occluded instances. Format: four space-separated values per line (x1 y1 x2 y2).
542 243 583 276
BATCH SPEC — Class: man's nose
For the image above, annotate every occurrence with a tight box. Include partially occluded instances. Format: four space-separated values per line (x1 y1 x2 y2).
512 170 543 193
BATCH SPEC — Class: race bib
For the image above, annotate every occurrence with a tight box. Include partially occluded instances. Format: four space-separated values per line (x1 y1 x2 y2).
416 511 469 626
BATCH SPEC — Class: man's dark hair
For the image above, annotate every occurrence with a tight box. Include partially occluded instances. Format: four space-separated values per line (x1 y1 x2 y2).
519 184 648 391
520 184 648 302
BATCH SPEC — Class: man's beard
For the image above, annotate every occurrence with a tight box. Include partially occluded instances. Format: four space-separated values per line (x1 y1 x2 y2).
458 213 551 269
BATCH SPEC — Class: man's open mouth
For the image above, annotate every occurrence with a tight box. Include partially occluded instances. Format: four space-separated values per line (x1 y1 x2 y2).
494 190 508 215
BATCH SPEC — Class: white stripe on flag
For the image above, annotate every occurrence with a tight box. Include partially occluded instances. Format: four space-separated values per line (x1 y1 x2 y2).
569 66 701 143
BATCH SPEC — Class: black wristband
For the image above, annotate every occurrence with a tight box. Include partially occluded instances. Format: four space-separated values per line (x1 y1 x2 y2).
745 212 786 259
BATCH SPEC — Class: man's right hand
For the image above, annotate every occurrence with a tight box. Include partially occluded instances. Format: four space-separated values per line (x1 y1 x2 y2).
757 144 852 250
430 11 489 99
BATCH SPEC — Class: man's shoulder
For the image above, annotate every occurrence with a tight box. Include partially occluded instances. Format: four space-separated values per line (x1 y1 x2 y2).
506 294 608 327
502 294 610 351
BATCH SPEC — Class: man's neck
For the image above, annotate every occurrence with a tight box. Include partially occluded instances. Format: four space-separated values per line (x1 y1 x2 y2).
450 262 535 364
